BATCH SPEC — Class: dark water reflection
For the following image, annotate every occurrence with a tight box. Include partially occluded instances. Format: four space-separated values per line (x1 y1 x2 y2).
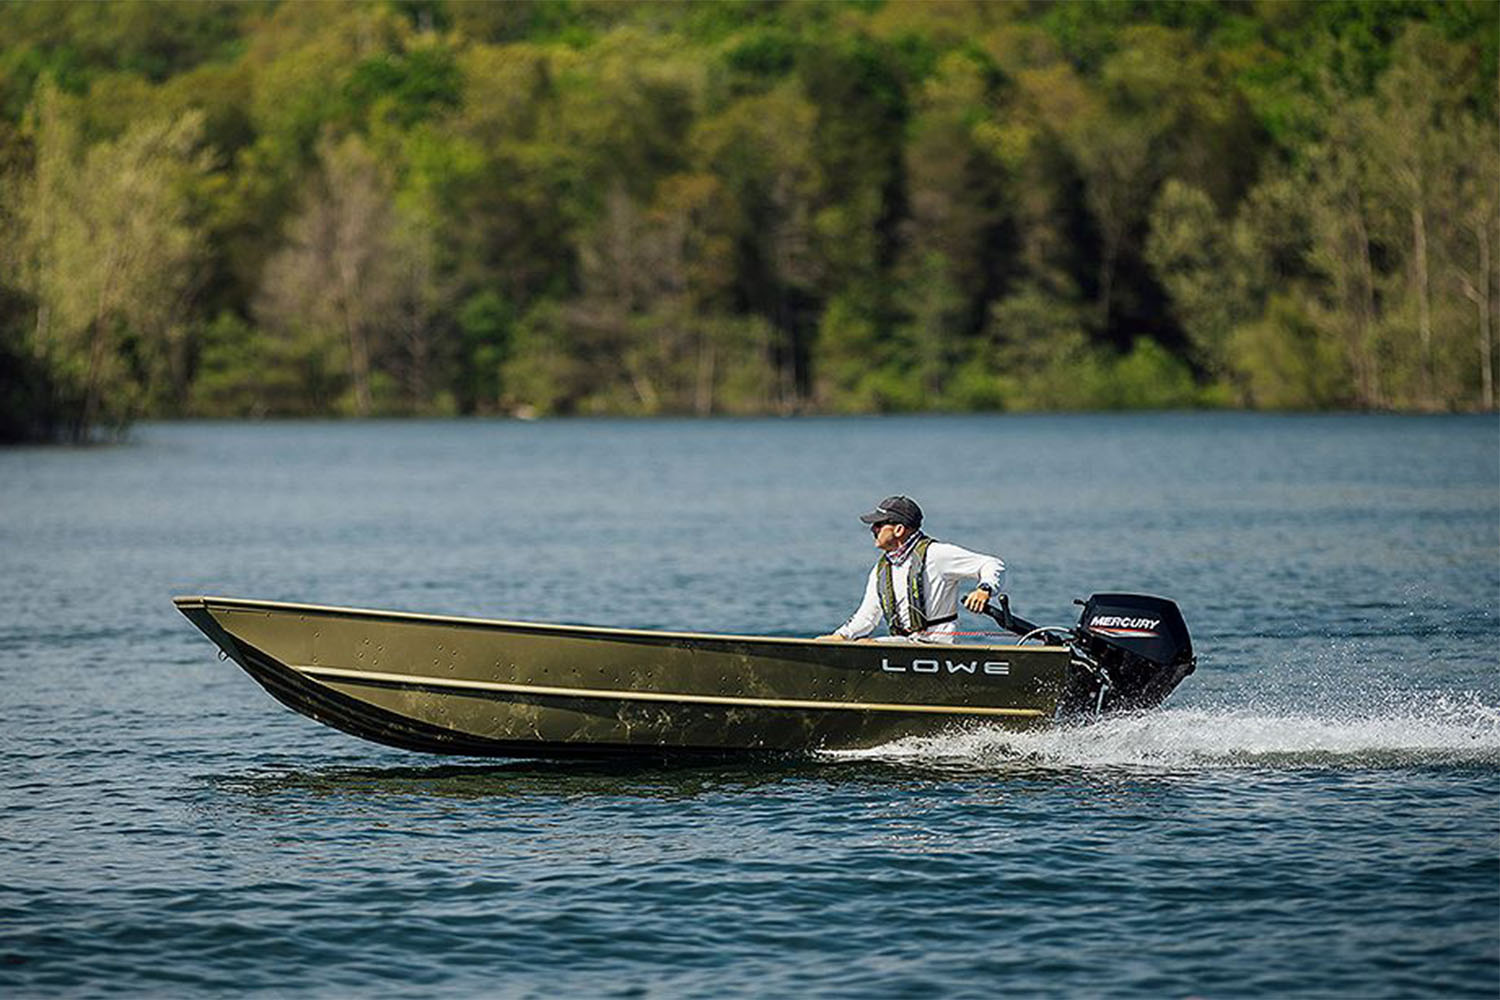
212 759 813 801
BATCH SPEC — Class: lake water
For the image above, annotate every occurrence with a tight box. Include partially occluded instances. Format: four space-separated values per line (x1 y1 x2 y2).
2 414 1497 997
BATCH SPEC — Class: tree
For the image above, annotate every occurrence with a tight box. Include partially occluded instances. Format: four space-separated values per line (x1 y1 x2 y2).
693 83 821 411
1146 180 1235 375
1365 26 1468 408
256 132 396 415
12 84 209 439
1450 118 1499 409
383 175 455 413
893 49 1014 403
1301 99 1383 409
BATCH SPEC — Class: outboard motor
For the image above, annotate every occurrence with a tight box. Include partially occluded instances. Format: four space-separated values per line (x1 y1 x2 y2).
984 593 1196 716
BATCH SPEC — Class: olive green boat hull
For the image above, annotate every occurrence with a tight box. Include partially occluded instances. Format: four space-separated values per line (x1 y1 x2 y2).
173 595 1073 759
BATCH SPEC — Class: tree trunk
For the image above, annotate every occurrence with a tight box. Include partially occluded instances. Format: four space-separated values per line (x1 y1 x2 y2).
695 329 715 415
336 255 372 416
1478 216 1494 410
1352 202 1381 408
626 363 658 412
1412 204 1433 408
759 318 774 413
1097 227 1117 333
80 246 123 441
32 302 49 361
345 312 372 416
408 320 429 410
78 318 108 443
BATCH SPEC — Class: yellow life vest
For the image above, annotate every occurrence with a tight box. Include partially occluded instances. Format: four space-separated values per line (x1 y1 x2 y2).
875 536 956 636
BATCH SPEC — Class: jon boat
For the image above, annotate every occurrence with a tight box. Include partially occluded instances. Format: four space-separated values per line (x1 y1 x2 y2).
173 592 1195 759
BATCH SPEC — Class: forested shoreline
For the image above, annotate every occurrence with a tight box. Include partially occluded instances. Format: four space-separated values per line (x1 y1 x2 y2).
1 0 1496 441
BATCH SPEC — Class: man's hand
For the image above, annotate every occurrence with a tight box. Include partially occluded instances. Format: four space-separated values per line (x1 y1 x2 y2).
813 633 844 642
962 588 992 613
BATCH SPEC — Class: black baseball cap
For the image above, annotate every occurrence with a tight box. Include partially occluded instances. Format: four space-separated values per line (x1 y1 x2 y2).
859 495 923 528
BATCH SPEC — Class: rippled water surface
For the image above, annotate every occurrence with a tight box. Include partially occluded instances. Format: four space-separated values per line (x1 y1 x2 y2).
2 414 1497 997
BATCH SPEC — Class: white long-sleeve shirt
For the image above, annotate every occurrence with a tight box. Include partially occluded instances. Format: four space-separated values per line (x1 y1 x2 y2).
834 534 1005 644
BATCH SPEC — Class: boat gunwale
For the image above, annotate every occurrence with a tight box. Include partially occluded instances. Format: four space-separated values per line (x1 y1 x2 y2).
172 594 1068 654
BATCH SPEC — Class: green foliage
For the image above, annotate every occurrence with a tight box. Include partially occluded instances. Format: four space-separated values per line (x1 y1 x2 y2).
1146 180 1238 374
9 85 210 439
0 1 257 120
1229 295 1351 409
815 293 922 413
341 46 461 129
190 311 313 417
456 290 513 414
1101 338 1202 409
724 28 800 83
0 0 1496 440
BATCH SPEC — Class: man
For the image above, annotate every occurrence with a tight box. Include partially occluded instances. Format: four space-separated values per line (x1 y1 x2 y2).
815 495 1005 644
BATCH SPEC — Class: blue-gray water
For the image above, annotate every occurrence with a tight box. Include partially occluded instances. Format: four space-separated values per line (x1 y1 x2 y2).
2 414 1497 997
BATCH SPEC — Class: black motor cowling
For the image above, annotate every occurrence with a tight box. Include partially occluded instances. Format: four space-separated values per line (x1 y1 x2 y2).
1065 593 1195 713
984 592 1196 716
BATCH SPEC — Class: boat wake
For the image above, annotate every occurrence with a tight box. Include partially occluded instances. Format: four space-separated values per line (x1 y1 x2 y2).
823 694 1500 770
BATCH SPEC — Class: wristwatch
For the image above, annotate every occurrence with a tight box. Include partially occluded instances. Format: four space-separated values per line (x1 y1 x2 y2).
976 582 995 594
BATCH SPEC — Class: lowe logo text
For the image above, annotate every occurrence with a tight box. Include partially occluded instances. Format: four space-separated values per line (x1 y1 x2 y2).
882 657 1010 676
